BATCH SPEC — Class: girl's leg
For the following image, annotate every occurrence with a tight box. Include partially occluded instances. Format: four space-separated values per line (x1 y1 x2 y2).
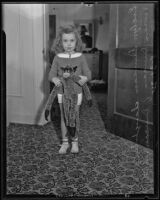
59 103 68 140
71 94 82 153
58 94 69 154
71 105 80 153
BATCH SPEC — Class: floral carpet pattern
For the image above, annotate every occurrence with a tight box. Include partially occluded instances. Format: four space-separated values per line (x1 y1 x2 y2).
6 93 154 197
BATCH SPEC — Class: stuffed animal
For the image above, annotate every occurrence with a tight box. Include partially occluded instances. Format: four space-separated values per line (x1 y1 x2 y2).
45 66 92 137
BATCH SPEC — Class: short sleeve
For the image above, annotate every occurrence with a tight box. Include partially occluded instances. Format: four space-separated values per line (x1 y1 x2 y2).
81 54 92 81
48 56 58 81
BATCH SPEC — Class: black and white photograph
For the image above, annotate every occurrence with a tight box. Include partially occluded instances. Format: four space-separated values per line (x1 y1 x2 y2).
1 1 159 199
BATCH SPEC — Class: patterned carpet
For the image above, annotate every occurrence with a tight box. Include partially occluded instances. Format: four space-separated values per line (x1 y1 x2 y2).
6 92 154 197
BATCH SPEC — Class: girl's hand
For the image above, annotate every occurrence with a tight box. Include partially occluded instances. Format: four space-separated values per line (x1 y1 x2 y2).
52 77 61 87
78 75 88 86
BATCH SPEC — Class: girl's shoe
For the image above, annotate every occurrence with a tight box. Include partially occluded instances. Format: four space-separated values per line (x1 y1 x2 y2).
59 139 70 154
71 138 79 153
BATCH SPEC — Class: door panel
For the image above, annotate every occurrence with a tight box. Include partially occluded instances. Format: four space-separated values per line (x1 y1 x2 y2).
108 4 154 149
115 69 153 122
114 115 153 149
118 4 154 48
116 47 153 70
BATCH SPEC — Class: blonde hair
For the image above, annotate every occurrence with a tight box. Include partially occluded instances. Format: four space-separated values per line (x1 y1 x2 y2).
51 25 85 54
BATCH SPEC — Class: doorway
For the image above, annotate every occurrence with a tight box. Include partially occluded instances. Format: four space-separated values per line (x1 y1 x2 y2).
45 3 109 126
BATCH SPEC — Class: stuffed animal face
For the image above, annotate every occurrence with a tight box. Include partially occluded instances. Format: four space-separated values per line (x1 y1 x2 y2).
61 66 77 79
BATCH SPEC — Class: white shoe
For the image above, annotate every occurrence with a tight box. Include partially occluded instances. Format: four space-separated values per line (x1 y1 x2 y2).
71 140 79 153
59 141 69 154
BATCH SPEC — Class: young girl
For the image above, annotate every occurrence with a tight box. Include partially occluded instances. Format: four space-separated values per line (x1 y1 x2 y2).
48 25 91 154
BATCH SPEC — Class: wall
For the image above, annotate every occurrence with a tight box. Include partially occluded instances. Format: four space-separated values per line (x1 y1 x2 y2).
3 4 49 125
47 3 110 81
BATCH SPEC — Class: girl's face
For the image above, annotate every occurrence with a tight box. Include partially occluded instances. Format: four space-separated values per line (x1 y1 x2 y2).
62 33 76 54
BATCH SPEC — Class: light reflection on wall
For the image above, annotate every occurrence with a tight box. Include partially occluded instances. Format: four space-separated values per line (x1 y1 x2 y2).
20 4 43 19
4 4 44 19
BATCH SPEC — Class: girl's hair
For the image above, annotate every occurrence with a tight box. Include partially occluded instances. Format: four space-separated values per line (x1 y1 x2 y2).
51 25 85 54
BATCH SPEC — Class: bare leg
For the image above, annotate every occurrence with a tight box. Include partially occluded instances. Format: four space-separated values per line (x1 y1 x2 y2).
73 105 80 139
59 103 68 140
71 105 80 153
59 103 69 154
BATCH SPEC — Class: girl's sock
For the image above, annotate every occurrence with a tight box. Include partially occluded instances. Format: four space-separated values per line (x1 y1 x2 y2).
71 138 79 153
59 139 69 154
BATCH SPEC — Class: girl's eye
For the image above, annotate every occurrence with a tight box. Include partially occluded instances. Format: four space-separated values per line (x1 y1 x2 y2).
63 38 75 42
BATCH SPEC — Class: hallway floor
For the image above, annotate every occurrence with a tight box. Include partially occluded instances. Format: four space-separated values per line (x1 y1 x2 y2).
6 92 153 197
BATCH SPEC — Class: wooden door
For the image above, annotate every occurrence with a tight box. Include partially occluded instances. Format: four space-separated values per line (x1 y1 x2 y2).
107 4 155 149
